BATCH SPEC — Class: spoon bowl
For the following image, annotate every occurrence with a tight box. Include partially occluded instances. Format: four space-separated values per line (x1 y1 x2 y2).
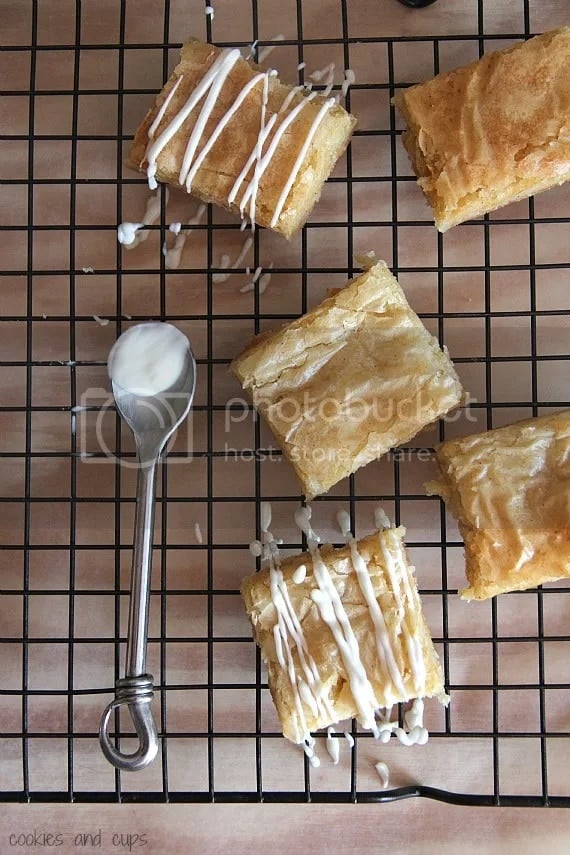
112 342 196 458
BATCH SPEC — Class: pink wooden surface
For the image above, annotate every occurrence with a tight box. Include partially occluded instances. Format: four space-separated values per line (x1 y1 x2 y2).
1 802 570 854
1 0 569 843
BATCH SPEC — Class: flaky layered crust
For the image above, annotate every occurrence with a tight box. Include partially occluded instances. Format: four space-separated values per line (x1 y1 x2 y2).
232 261 464 498
393 28 570 231
241 527 445 742
427 410 570 600
128 39 356 239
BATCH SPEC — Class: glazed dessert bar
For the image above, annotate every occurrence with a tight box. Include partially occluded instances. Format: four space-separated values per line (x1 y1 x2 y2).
232 260 464 498
427 410 570 600
241 507 445 747
393 28 570 231
129 39 356 238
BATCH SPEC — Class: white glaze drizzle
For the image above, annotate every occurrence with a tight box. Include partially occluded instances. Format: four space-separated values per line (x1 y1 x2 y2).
205 5 214 19
326 727 340 765
269 96 334 227
374 507 391 530
184 70 277 196
245 70 275 227
296 505 380 735
292 563 307 585
246 40 258 61
212 237 253 283
117 222 144 246
228 89 313 216
336 510 407 705
375 699 429 747
378 528 427 698
194 522 203 544
343 731 354 748
240 262 274 294
147 43 307 231
257 34 285 64
165 204 207 270
273 624 285 668
146 76 184 189
375 762 390 789
376 706 395 744
146 49 240 189
258 266 273 295
146 45 333 230
255 505 433 751
118 189 168 250
169 222 181 235
178 50 243 189
249 539 262 557
148 74 184 142
82 266 94 273
297 62 306 71
259 502 334 760
394 698 429 746
92 315 109 327
310 62 336 97
309 63 334 83
341 68 356 99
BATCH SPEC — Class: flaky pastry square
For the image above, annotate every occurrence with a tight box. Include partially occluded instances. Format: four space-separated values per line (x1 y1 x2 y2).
129 39 356 238
232 260 464 498
393 28 570 231
427 410 570 600
242 524 445 743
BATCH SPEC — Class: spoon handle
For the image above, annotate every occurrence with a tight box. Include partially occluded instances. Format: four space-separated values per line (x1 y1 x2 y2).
99 452 159 771
127 456 157 677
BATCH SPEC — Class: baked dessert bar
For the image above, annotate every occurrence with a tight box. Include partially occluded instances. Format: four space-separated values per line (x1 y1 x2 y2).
427 410 570 600
393 28 570 231
128 39 356 239
231 260 464 499
242 506 446 746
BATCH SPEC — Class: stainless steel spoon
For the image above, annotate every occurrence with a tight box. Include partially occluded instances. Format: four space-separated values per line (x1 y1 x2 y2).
99 324 196 772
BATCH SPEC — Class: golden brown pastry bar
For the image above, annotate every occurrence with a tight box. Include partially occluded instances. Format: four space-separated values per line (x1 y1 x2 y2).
232 260 464 499
241 525 445 743
128 39 356 239
393 28 570 232
427 410 570 600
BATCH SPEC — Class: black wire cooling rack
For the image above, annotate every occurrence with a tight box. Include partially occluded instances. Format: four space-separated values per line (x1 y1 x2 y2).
0 0 569 806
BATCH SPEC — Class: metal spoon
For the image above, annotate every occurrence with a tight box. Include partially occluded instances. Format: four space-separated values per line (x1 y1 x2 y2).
99 324 196 772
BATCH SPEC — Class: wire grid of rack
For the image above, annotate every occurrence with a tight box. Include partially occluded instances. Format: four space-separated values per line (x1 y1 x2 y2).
0 0 569 806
